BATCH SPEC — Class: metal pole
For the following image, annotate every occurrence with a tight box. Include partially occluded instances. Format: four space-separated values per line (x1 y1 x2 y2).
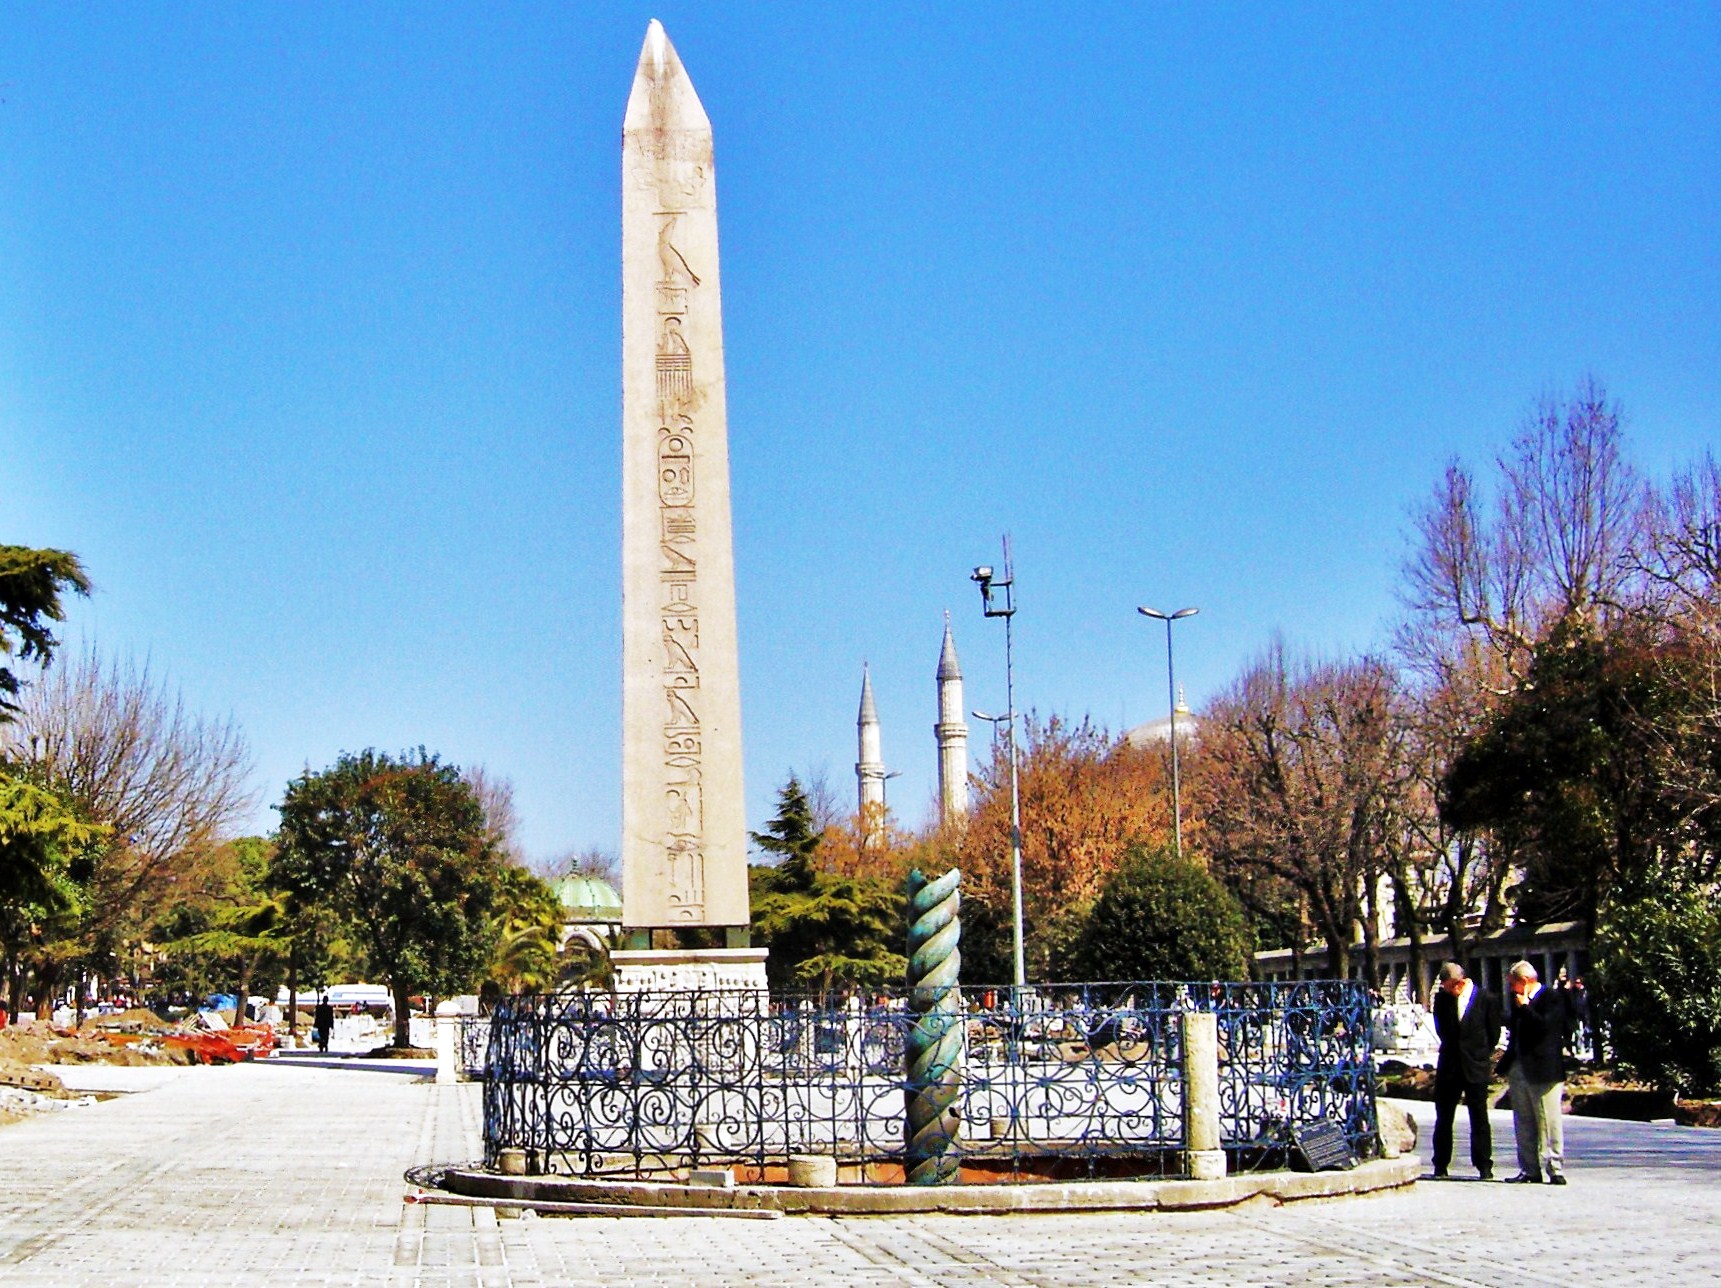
1165 616 1182 862
1004 611 1025 989
1139 606 1197 863
973 537 1026 990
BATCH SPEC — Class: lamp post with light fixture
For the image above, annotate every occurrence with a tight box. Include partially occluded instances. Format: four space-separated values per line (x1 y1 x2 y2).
1137 605 1198 861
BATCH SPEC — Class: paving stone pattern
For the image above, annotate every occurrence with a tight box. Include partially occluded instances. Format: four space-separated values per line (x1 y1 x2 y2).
1 1062 1718 1286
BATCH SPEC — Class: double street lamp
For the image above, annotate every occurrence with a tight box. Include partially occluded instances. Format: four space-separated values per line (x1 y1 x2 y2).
972 538 1025 990
1137 605 1199 861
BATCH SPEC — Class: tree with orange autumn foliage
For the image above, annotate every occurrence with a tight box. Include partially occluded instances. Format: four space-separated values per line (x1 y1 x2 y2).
954 715 1174 982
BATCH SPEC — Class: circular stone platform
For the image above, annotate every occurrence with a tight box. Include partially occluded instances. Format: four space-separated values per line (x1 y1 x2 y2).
432 1156 1419 1216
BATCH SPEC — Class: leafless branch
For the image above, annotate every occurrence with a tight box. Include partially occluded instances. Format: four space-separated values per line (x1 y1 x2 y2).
0 647 256 935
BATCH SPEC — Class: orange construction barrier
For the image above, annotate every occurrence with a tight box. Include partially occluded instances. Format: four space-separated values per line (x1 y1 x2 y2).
165 1023 277 1065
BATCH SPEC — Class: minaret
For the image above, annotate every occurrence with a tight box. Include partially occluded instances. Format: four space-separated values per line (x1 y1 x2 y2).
935 614 969 828
856 665 885 844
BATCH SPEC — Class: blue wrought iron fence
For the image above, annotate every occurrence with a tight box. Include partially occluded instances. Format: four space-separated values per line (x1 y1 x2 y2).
457 1014 490 1077
481 980 1374 1181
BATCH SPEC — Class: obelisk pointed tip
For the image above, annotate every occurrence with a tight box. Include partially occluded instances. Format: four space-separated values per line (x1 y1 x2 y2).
624 19 709 132
641 19 668 70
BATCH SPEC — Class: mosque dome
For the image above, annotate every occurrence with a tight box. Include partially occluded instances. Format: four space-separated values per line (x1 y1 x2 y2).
1124 688 1200 749
549 875 624 924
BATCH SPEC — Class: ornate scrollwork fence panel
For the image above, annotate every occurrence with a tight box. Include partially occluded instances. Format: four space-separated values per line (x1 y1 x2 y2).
961 983 1184 1177
482 980 1373 1180
457 1015 490 1077
1199 979 1377 1165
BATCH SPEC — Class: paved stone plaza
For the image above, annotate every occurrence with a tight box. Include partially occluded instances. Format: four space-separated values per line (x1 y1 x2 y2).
1 1060 1718 1286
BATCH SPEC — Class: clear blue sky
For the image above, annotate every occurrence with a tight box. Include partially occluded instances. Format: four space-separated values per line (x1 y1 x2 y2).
4 6 1717 863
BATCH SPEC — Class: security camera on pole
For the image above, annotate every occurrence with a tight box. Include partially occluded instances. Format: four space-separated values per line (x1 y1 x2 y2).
971 537 1025 991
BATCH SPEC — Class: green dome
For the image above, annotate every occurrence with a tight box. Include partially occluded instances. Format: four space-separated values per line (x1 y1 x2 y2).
550 875 623 923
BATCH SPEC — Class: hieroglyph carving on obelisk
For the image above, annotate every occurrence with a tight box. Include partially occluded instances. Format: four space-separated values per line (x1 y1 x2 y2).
620 21 749 928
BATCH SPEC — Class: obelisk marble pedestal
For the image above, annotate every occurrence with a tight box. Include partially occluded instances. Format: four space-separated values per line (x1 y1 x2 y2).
609 946 769 995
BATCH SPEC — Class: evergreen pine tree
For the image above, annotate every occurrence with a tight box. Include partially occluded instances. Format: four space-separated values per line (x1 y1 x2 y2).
749 774 906 995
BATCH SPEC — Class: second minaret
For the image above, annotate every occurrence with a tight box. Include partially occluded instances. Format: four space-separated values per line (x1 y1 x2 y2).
856 664 886 842
935 616 969 829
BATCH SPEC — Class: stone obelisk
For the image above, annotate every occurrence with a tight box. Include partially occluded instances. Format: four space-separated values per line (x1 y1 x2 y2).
618 21 753 960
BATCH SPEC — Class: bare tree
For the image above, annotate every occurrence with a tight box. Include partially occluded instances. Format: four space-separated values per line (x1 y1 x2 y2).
462 764 524 867
796 764 846 837
1388 674 1518 998
1637 452 1721 624
1630 455 1721 884
1391 381 1649 974
1399 380 1644 687
0 649 256 949
1505 382 1643 618
546 845 621 887
1192 642 1408 983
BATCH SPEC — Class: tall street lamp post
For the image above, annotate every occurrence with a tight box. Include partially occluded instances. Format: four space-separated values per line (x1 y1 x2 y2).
860 768 903 865
973 538 1025 989
1137 605 1199 861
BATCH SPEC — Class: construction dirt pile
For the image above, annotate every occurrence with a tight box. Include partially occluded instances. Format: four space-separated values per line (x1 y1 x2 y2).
0 1022 183 1073
0 1019 191 1129
81 1007 176 1034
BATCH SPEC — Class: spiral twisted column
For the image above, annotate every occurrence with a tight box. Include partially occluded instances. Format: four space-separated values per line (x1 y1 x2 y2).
904 867 962 1185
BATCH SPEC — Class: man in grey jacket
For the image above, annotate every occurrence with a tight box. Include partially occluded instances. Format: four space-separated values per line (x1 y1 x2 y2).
1499 960 1570 1185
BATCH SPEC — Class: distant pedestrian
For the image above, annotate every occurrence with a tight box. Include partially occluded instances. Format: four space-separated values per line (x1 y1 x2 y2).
1431 962 1502 1181
314 994 334 1055
1562 974 1591 1058
1500 961 1570 1185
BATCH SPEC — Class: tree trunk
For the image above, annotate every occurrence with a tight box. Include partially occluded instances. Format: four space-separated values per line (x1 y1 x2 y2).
1446 913 1465 979
234 953 256 1029
1325 931 1351 981
1316 885 1353 980
286 949 299 1038
392 980 412 1048
35 961 61 1020
1481 857 1512 931
1406 918 1427 1007
1360 872 1381 991
5 959 22 1023
1393 856 1427 1005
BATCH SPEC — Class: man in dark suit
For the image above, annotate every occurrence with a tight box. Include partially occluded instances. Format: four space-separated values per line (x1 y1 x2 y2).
1430 962 1502 1180
1499 960 1570 1184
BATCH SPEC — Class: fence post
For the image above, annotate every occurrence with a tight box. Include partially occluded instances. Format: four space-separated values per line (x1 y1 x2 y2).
1182 1010 1226 1181
435 1013 456 1084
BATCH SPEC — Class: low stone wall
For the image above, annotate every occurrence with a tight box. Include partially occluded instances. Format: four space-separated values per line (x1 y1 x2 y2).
437 1155 1420 1216
1673 1100 1721 1129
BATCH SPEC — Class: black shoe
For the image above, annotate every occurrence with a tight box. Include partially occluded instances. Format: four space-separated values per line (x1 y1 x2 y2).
1477 1170 1493 1181
1504 1172 1541 1184
1547 1173 1567 1186
1432 1168 1449 1179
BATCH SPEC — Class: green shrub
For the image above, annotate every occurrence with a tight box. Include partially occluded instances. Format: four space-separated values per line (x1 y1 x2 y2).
1069 844 1252 982
1591 887 1721 1097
